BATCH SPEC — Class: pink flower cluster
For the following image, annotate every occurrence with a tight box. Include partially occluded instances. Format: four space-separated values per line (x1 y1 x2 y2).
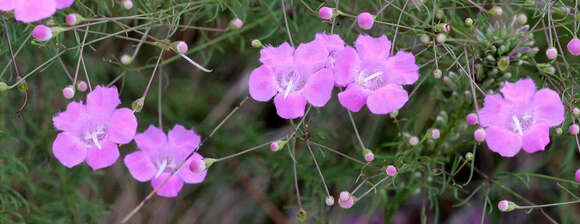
249 33 420 119
0 0 74 23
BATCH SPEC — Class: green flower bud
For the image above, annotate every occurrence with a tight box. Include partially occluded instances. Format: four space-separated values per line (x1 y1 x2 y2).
131 97 145 112
0 82 9 92
297 209 307 222
464 18 473 27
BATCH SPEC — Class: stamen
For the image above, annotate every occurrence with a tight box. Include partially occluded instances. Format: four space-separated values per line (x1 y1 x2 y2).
512 115 524 136
155 159 167 178
284 77 293 99
91 132 102 150
361 72 383 83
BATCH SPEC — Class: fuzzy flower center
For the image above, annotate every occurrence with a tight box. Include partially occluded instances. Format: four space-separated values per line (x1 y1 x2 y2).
154 158 177 178
276 70 307 98
83 126 107 149
356 70 384 90
510 113 534 136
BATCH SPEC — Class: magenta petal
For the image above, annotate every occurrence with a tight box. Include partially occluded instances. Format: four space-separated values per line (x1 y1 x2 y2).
53 101 87 133
168 124 201 149
366 84 409 114
522 124 550 154
248 65 277 102
500 78 536 103
478 94 510 127
124 151 156 182
532 88 565 127
302 68 334 107
273 92 307 119
294 41 329 73
485 126 522 157
384 51 419 85
55 0 74 9
14 0 56 23
52 132 87 168
314 33 345 52
86 86 121 118
259 42 294 68
134 125 167 153
338 84 371 112
333 46 359 86
177 153 207 184
108 108 137 144
0 0 16 11
354 34 391 59
151 172 185 198
85 141 120 170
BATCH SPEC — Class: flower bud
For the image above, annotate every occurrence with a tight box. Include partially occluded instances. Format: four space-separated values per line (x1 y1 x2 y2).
432 69 442 79
338 191 354 208
339 191 350 202
363 148 374 162
17 80 28 92
517 14 528 25
251 39 263 48
65 13 82 26
420 34 430 44
474 128 486 142
32 25 53 42
569 124 579 135
76 81 88 92
567 38 580 56
121 54 133 65
131 97 144 112
436 33 447 43
62 85 75 99
389 110 399 118
435 23 451 33
435 9 444 19
430 129 440 139
386 165 397 176
325 195 335 206
122 0 133 9
0 82 9 92
296 209 307 222
466 113 478 125
498 200 518 212
572 107 580 116
464 18 473 26
465 152 474 161
546 47 557 60
228 18 243 30
497 56 509 71
318 7 334 20
490 6 503 16
357 12 374 30
189 158 206 172
270 140 287 152
575 168 580 183
174 41 188 54
555 127 563 135
408 136 419 146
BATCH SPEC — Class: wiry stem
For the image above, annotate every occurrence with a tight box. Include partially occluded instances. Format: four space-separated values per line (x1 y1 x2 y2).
306 141 330 196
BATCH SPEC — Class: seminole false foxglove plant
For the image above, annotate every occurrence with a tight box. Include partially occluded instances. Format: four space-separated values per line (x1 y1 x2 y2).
0 0 74 23
248 37 336 119
335 34 419 114
52 86 138 170
124 125 207 197
478 78 564 157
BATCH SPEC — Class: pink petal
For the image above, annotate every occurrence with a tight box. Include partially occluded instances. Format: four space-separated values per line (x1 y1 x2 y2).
294 41 329 73
302 68 334 107
52 101 87 133
248 65 277 102
134 125 167 154
85 140 120 170
177 153 207 184
338 84 371 112
0 0 17 11
354 34 391 59
52 132 87 168
478 94 511 127
168 124 201 149
500 78 536 103
333 46 359 86
366 84 409 114
108 108 137 144
259 42 294 68
314 33 345 53
485 126 522 157
384 51 419 85
86 86 121 119
532 88 565 127
522 124 550 154
14 0 56 23
273 92 307 119
151 172 185 198
124 151 156 182
55 0 74 9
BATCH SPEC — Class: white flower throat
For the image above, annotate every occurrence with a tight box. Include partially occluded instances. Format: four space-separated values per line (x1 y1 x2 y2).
511 113 533 136
83 126 107 150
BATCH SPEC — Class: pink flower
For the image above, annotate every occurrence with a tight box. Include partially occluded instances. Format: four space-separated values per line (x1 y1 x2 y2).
567 38 580 56
335 34 419 114
313 33 345 69
52 86 137 170
124 125 206 198
357 12 374 30
248 41 334 119
478 78 564 157
0 0 74 23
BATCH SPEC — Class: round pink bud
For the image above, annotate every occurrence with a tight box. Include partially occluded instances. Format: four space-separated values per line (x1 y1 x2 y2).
431 129 440 139
175 41 188 54
490 6 503 16
32 25 53 42
357 12 374 30
498 200 509 212
546 47 558 60
65 13 79 26
120 54 132 65
386 165 397 176
575 168 580 183
318 7 333 20
339 191 350 202
76 81 88 92
229 18 243 29
122 0 133 9
573 107 580 116
189 158 206 172
409 136 419 146
567 38 580 56
338 191 354 208
569 124 580 135
466 113 478 125
325 195 335 206
364 151 374 162
474 128 486 142
62 86 75 99
270 142 280 152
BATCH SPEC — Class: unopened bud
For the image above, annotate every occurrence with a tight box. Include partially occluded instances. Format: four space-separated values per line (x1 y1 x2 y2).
270 140 287 152
430 129 440 139
228 18 243 30
517 14 528 25
498 200 518 212
296 209 307 222
251 39 263 48
189 158 206 172
474 128 486 142
386 165 397 176
325 195 335 206
420 34 430 44
0 82 9 92
433 69 442 79
318 7 334 20
62 85 75 99
32 25 53 42
498 56 510 71
357 12 374 30
490 6 503 16
466 113 478 125
65 13 82 26
174 41 188 54
436 33 447 43
555 127 563 135
464 18 473 27
131 97 144 112
435 23 451 33
569 124 579 135
435 9 444 19
546 47 558 60
122 0 133 9
465 152 474 161
573 107 580 116
338 191 354 208
121 54 133 65
76 81 88 92
363 148 374 162
409 136 419 146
